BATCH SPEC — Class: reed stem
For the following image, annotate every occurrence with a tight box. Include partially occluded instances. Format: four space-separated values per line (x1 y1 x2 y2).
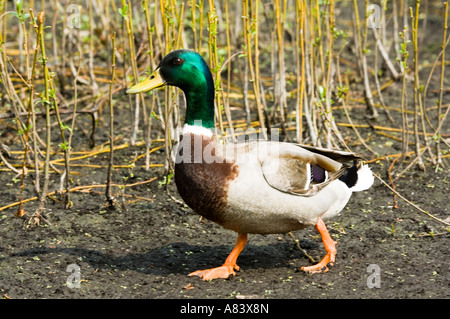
29 12 52 226
106 32 116 207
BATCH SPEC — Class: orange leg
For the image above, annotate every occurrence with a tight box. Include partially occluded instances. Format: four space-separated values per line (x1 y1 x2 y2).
189 233 248 280
301 218 337 273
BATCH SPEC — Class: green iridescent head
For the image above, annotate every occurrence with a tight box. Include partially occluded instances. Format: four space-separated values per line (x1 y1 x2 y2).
127 50 215 128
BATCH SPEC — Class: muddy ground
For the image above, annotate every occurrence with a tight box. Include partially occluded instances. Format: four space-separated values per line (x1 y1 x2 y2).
0 124 449 300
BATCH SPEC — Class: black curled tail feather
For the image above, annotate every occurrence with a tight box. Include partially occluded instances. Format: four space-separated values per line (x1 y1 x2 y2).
338 161 358 188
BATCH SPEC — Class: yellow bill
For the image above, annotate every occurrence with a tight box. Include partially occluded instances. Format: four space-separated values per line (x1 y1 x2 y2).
126 70 165 94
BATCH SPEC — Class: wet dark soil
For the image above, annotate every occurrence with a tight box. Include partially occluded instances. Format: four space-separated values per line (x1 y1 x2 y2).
0 140 448 300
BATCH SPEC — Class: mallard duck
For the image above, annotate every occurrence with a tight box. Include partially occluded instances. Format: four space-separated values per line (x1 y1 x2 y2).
127 49 374 280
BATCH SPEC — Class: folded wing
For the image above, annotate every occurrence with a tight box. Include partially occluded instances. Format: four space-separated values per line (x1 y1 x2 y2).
260 143 361 197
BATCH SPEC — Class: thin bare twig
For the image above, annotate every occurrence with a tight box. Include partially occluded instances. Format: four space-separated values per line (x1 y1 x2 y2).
373 173 450 227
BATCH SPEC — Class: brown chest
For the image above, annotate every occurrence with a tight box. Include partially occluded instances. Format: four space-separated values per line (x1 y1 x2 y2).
174 133 239 225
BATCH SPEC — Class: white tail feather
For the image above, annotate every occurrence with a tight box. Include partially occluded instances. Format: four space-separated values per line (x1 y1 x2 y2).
350 165 374 192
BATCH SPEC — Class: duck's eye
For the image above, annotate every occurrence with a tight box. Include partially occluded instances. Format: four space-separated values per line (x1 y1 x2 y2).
173 57 184 65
